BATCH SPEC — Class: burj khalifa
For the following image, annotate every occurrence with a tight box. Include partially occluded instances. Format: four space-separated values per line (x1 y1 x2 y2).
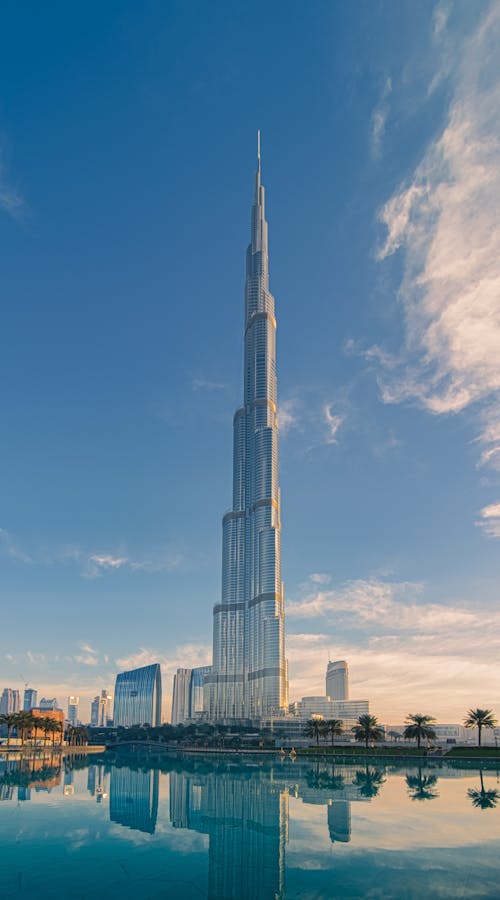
205 134 288 722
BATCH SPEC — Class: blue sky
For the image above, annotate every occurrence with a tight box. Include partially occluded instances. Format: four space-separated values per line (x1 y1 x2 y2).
1 0 499 723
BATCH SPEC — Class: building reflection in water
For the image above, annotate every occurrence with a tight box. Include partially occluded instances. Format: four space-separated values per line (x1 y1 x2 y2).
170 766 288 900
110 766 159 834
327 799 351 843
0 754 62 801
87 764 109 802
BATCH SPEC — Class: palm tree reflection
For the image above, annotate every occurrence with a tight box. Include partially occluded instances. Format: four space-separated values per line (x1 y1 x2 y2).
406 768 439 802
468 770 500 810
353 765 386 798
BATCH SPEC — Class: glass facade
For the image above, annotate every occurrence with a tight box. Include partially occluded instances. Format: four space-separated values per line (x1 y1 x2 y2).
113 663 162 727
326 660 349 701
190 666 212 717
207 135 288 721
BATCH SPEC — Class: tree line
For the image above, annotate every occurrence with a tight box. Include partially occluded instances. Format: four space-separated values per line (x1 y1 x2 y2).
304 708 498 748
0 711 89 748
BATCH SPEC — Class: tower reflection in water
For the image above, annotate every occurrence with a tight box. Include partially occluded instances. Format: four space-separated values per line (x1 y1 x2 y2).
170 766 288 900
106 759 386 898
87 763 109 803
109 766 159 834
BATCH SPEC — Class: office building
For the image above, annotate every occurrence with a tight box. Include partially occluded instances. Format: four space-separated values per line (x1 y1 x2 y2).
23 688 38 711
0 688 20 715
39 697 58 711
190 665 212 718
206 134 288 722
67 696 79 727
90 689 112 727
113 663 162 727
326 660 349 701
289 697 369 730
171 668 192 726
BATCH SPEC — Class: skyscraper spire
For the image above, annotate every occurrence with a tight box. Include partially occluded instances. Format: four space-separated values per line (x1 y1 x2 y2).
206 136 288 722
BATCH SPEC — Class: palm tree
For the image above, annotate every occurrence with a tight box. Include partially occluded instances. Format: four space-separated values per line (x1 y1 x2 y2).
74 726 89 746
40 717 55 747
17 711 35 746
0 713 17 746
351 715 384 749
325 719 343 748
406 768 439 801
403 713 437 749
354 765 386 798
464 709 498 747
468 770 500 810
304 719 324 747
51 721 63 748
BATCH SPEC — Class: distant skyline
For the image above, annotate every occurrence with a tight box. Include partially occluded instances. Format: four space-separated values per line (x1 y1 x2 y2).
1 1 499 723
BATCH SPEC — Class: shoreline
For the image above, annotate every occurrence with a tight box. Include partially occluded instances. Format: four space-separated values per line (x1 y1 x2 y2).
101 742 500 763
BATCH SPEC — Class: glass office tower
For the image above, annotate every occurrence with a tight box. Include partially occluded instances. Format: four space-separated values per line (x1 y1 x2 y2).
113 663 162 727
206 135 288 721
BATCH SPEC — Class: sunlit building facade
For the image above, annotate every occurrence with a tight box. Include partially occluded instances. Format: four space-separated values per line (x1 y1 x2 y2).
90 689 113 727
113 663 162 727
326 660 349 701
171 668 192 725
67 696 79 727
190 666 212 718
23 688 37 711
0 688 20 715
206 134 288 722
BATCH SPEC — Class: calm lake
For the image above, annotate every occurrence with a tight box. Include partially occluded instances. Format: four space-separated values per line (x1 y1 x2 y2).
0 752 499 898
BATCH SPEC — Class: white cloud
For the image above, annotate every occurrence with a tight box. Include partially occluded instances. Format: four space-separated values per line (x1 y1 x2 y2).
278 398 301 435
74 654 99 667
191 376 226 391
0 527 32 563
309 573 331 585
0 529 185 575
322 404 344 445
370 76 392 158
476 502 500 538
86 554 128 576
367 2 500 520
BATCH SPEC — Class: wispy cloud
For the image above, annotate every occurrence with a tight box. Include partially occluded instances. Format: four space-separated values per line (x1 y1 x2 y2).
476 502 500 538
191 376 227 391
361 2 500 527
0 528 185 575
322 404 344 445
83 548 185 578
370 76 392 159
278 397 301 435
0 527 32 563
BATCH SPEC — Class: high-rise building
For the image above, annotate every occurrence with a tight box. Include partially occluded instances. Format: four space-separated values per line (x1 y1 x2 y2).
206 134 288 722
171 668 192 726
0 688 20 715
90 696 100 727
23 688 38 711
90 689 112 727
326 660 349 701
39 697 58 711
67 696 79 727
113 664 162 727
190 665 212 718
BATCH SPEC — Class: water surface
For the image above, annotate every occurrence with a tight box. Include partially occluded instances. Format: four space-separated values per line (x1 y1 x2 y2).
1 752 499 898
